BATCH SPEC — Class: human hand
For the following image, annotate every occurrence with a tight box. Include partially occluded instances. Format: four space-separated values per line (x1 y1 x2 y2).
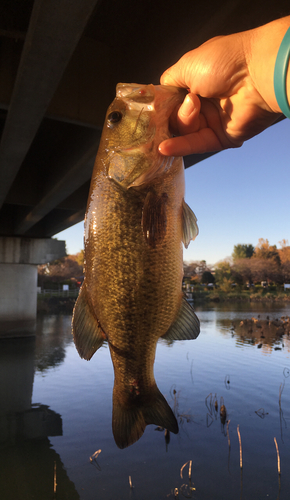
159 21 288 157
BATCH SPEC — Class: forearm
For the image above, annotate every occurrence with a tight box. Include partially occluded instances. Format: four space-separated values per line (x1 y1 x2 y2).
245 16 290 114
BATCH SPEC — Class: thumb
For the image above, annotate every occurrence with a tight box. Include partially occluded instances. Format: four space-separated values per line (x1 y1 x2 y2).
160 60 188 88
160 51 200 90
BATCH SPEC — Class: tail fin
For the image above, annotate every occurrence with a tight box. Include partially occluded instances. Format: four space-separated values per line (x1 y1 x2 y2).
112 383 178 449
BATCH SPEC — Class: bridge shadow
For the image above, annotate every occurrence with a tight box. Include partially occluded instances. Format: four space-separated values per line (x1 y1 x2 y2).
0 329 79 499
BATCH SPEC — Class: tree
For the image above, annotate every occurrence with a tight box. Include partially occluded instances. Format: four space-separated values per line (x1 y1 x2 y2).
184 260 213 283
250 258 283 284
218 278 233 292
71 250 85 267
253 238 280 265
278 240 290 264
232 244 254 261
214 260 232 286
38 254 84 288
281 261 290 282
201 271 215 284
183 261 199 280
232 258 253 284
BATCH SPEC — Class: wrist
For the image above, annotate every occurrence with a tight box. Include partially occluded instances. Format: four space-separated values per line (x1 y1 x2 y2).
247 17 290 114
274 27 290 118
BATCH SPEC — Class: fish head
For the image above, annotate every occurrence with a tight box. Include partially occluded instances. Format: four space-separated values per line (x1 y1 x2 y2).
102 83 187 188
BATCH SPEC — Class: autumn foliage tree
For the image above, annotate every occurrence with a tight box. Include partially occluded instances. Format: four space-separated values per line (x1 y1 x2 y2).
253 238 280 264
231 239 290 285
183 260 213 283
279 240 290 282
186 239 290 289
38 251 84 288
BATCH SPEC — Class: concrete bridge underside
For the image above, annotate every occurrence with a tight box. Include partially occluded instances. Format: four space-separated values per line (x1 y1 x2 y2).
0 0 289 334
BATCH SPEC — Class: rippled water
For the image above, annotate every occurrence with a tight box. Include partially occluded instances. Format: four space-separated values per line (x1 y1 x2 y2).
1 302 290 499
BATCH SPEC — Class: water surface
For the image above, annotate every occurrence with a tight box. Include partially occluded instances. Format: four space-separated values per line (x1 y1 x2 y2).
1 303 290 499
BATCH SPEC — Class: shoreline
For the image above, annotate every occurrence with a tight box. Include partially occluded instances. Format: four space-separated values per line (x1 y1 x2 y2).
37 290 290 314
193 290 290 303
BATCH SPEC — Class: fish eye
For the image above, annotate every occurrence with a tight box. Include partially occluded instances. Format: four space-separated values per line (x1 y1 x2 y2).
107 111 122 124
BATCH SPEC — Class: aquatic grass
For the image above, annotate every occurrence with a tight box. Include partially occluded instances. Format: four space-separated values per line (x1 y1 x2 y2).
205 392 218 428
274 438 281 475
226 420 231 449
274 437 281 500
227 420 231 473
180 460 192 480
237 425 242 469
90 449 102 471
169 432 284 500
279 381 287 441
170 385 195 426
220 397 227 425
255 408 269 419
178 460 196 498
53 461 57 497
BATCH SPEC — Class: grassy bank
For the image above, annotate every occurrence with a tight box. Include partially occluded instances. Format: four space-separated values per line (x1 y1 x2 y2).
192 288 290 303
37 288 290 315
37 295 77 314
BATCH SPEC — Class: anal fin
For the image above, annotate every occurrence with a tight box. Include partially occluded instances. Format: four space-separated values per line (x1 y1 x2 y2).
72 281 105 360
162 295 200 341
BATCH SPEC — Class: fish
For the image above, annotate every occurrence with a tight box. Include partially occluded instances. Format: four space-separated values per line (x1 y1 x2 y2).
72 83 200 449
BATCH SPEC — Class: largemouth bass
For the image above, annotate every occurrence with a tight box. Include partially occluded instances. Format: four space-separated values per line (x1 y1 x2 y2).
72 83 200 448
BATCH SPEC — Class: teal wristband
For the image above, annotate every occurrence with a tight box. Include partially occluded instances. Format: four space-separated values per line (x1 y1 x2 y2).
274 27 290 118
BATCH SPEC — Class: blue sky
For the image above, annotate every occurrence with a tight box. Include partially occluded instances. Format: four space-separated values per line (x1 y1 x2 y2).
55 118 290 266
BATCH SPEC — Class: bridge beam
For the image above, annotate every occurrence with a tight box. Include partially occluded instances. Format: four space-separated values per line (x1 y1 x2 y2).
0 0 99 210
0 237 66 337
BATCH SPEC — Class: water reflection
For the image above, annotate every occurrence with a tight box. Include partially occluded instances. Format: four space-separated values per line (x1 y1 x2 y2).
35 315 74 372
215 313 290 352
0 439 79 500
0 317 79 500
1 307 290 499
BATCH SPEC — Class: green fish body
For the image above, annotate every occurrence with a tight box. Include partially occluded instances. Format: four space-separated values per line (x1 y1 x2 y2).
72 83 199 448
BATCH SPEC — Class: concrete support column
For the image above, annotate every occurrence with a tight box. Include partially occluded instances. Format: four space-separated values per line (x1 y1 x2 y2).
0 237 65 337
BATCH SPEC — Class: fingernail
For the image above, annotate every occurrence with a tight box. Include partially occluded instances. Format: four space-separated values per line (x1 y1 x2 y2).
180 94 195 117
158 140 169 156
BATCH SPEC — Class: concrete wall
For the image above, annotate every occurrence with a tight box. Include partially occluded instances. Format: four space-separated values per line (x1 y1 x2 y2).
0 237 66 264
0 263 37 322
0 237 65 336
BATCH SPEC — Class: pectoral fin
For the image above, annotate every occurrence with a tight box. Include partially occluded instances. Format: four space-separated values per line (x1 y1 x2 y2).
129 156 174 188
72 281 105 360
162 295 200 341
182 199 198 248
142 191 168 248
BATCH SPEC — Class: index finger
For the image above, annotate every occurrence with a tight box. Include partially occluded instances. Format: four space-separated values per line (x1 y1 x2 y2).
159 128 223 156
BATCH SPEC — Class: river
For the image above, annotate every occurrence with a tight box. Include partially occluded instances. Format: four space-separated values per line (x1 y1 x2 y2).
1 302 290 499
